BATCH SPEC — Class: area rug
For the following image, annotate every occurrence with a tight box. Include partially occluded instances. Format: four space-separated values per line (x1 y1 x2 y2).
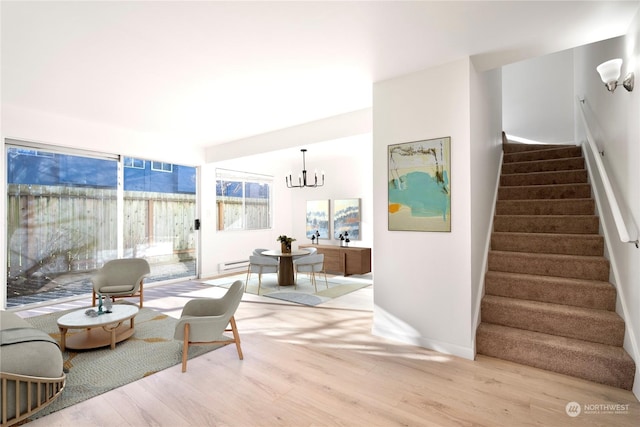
24 305 221 420
203 273 372 306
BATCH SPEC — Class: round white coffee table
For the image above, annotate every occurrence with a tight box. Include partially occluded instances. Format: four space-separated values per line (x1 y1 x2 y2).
57 304 139 351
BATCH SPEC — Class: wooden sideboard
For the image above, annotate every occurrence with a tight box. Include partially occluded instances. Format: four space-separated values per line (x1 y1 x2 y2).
299 244 371 276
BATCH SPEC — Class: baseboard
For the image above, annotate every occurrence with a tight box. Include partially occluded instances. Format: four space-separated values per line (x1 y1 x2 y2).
371 320 474 361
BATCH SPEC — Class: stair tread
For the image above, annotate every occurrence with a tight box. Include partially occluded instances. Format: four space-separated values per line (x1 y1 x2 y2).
502 156 584 167
492 231 601 238
494 214 598 218
499 182 590 189
477 323 635 390
489 249 607 261
485 270 611 287
477 323 632 360
482 294 621 321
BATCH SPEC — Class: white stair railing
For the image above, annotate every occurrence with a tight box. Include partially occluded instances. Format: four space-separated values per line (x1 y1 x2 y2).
577 97 638 248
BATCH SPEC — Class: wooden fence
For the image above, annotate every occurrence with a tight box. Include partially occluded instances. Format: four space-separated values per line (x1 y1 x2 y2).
6 184 196 280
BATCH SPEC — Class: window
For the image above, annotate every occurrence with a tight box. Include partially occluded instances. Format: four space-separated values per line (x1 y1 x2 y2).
216 169 272 231
151 161 173 173
124 157 145 169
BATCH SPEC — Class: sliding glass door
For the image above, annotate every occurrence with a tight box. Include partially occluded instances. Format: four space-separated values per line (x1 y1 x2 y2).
5 142 197 308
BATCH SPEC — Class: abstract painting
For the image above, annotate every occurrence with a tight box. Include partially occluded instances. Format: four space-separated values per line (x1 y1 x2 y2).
333 198 361 240
306 200 329 239
388 137 451 232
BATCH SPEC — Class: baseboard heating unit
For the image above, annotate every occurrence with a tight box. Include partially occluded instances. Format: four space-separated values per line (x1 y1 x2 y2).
218 259 250 274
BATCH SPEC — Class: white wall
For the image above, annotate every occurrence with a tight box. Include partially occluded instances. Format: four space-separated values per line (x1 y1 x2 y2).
2 105 205 165
200 131 374 279
372 58 478 359
573 13 640 397
502 49 575 143
469 64 503 340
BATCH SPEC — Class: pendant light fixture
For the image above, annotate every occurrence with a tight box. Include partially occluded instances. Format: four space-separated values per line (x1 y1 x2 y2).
286 149 325 188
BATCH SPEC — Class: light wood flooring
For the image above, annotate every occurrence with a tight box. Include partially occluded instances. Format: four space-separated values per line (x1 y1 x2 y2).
15 277 640 427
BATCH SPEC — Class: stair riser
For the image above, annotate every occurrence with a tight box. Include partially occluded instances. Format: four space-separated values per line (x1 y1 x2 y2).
496 199 594 215
493 216 599 234
491 233 603 256
502 158 584 174
481 299 624 346
485 272 616 311
503 143 573 154
476 326 634 390
498 184 591 200
500 170 588 186
504 146 582 163
488 252 609 281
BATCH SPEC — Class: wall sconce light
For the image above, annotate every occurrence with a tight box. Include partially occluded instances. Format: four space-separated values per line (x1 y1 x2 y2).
286 149 325 188
596 58 634 92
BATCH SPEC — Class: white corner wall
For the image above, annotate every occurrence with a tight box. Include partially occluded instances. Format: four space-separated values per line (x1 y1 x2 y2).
372 58 475 359
502 49 575 143
573 12 640 398
469 63 503 340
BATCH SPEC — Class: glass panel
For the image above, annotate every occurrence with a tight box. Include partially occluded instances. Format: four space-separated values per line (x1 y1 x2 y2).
124 160 197 283
215 169 272 231
6 147 117 307
6 146 198 309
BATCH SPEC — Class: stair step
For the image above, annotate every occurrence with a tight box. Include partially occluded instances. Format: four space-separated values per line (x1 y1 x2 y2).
488 250 609 281
500 169 588 186
502 157 585 174
481 295 624 345
476 323 635 390
498 183 591 200
504 146 582 163
502 142 574 154
485 271 616 311
491 232 603 255
495 198 594 215
493 215 599 234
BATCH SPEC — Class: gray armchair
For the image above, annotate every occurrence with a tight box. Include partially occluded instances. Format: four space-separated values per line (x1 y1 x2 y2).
174 280 244 372
91 258 150 308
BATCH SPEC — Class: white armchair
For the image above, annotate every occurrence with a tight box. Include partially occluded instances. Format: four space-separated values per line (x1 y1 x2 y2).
91 258 150 308
173 280 244 372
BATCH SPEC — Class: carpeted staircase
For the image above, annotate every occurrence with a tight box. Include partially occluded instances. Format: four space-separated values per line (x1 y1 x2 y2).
476 139 636 390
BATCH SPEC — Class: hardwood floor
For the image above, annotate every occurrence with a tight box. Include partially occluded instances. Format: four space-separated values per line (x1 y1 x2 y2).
16 278 639 427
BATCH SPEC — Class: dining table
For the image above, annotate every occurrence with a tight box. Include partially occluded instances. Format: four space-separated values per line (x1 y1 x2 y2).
261 249 310 286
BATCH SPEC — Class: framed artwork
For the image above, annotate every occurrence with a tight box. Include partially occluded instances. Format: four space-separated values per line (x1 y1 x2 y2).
306 200 329 239
333 198 361 240
388 136 451 232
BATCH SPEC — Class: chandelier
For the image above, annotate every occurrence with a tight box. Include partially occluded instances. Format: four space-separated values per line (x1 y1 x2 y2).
286 149 325 188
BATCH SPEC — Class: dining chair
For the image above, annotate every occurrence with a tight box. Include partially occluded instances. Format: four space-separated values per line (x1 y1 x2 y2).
246 255 279 294
293 253 328 292
292 246 317 261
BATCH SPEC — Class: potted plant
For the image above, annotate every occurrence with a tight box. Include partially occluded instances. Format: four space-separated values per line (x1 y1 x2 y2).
277 235 296 253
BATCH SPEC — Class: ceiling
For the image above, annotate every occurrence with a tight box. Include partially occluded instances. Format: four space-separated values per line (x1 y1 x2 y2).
2 1 638 149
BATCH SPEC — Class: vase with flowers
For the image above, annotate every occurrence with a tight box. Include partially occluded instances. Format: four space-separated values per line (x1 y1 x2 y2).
277 235 296 253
